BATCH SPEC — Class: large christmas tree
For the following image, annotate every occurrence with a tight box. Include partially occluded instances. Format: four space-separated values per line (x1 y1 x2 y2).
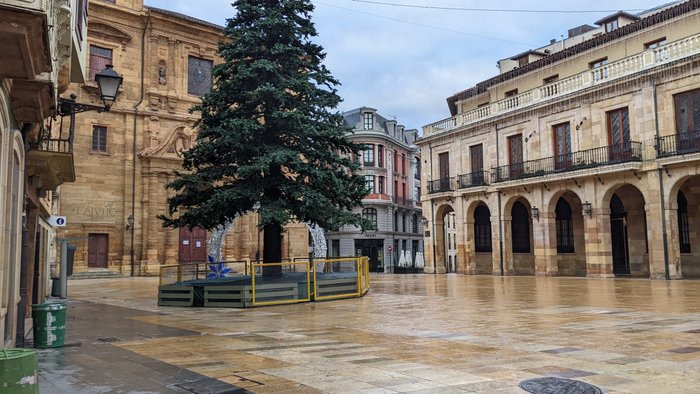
161 0 370 275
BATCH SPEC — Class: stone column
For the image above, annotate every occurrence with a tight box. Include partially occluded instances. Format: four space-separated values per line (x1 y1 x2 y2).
491 213 502 275
585 207 614 277
536 211 558 276
665 203 683 279
645 202 668 279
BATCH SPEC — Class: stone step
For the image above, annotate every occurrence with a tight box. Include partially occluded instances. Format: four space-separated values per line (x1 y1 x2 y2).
69 271 124 280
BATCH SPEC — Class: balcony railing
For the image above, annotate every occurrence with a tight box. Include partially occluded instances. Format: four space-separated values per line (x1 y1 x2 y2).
458 170 489 189
656 131 700 158
36 138 72 154
423 32 700 138
428 177 454 194
492 142 642 183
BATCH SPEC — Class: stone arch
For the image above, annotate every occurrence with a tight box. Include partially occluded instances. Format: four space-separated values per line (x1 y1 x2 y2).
546 190 587 277
667 175 700 277
466 200 493 275
502 195 534 275
605 184 649 276
434 203 456 274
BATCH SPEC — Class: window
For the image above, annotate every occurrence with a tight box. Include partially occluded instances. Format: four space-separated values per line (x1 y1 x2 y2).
645 37 667 49
363 144 374 166
508 134 523 177
470 144 484 184
511 201 531 253
363 112 373 130
555 198 574 253
505 89 518 97
675 88 700 134
412 214 418 233
401 214 406 233
76 0 88 46
415 157 421 180
678 191 690 253
607 107 631 160
590 58 608 69
474 205 492 253
362 208 377 230
364 175 375 193
605 19 618 33
590 57 609 81
103 0 115 3
188 56 213 96
518 56 528 67
543 74 559 84
378 176 385 194
89 45 112 81
377 145 384 167
331 240 340 257
393 150 398 171
394 211 399 232
92 126 107 152
553 123 572 169
394 180 398 199
401 154 406 175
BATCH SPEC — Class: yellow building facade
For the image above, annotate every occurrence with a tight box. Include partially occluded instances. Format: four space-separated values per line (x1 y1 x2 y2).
419 1 700 279
58 0 308 277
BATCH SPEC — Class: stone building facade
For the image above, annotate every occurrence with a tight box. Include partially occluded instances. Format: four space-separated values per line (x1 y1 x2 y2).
325 107 423 272
58 0 308 277
419 0 700 279
0 0 86 346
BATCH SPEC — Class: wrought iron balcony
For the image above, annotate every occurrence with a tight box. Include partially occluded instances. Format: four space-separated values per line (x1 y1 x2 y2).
492 142 643 183
392 196 417 207
458 170 489 189
656 131 700 158
428 177 455 194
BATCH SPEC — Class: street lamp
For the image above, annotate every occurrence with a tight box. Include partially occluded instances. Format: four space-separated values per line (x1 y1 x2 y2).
126 214 134 230
530 206 540 221
582 201 592 218
58 64 123 116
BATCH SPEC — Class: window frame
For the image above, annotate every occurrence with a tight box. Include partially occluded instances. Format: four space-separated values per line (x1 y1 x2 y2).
363 144 375 167
91 125 108 153
511 201 531 253
644 37 667 49
187 55 213 96
363 112 373 130
555 198 575 253
88 45 113 82
363 175 375 194
362 208 378 230
474 205 492 253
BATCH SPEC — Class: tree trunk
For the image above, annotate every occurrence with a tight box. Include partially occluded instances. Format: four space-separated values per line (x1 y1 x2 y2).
263 223 283 277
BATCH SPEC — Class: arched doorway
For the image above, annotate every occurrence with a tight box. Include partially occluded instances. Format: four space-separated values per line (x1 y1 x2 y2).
434 204 456 274
553 194 586 276
510 199 534 275
674 176 700 277
608 185 648 276
473 204 492 274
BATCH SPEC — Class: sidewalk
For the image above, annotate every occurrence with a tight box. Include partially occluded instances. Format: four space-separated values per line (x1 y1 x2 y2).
38 275 700 393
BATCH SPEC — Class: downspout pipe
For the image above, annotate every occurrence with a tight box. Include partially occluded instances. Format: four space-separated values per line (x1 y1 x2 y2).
429 142 437 274
652 80 671 280
131 11 150 277
495 123 504 276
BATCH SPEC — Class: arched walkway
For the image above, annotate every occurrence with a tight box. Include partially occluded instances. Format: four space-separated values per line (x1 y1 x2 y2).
472 203 493 274
547 191 587 276
434 204 456 274
607 185 649 276
505 197 534 275
671 176 700 277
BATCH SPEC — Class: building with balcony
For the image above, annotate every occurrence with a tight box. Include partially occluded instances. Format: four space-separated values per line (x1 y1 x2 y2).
325 107 423 272
56 0 310 277
419 0 700 279
0 0 87 347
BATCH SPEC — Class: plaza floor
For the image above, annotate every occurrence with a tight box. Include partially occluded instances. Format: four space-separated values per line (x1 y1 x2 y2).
39 274 700 393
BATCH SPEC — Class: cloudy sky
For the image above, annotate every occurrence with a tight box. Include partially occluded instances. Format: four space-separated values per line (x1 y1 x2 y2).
144 0 669 131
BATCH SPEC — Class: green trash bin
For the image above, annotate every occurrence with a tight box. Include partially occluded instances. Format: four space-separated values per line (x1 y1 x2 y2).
0 348 38 394
32 301 67 349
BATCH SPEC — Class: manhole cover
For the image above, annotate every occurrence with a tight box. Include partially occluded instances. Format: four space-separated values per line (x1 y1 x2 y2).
96 337 120 343
519 377 602 394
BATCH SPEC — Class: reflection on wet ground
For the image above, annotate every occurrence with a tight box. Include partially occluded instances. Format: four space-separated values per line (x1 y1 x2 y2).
41 274 700 393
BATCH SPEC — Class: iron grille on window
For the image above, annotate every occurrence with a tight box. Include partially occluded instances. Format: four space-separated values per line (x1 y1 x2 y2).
678 191 691 253
474 205 492 252
511 202 531 253
555 198 574 253
188 56 213 96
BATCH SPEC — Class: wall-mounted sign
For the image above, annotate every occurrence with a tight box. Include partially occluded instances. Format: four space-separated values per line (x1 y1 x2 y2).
48 216 67 227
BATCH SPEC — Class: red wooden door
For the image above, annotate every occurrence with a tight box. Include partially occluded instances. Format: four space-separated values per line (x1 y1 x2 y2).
179 227 207 262
88 234 108 268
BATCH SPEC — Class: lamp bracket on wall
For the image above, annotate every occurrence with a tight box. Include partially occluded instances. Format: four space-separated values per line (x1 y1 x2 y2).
573 179 582 188
522 186 529 193
664 166 671 178
597 175 604 185
630 170 642 180
541 183 550 191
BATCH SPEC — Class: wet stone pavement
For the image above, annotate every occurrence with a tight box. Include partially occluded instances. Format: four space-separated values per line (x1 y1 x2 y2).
39 274 700 393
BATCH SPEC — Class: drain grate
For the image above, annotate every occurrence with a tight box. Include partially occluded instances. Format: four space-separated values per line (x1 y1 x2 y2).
519 377 602 394
96 337 121 343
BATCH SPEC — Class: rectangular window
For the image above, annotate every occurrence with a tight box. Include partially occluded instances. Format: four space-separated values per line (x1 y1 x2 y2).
401 154 406 175
331 240 340 257
363 144 375 166
518 56 528 67
607 107 631 160
553 123 572 169
543 74 559 84
188 56 213 96
378 176 385 194
92 126 107 152
505 89 518 97
415 157 421 180
364 175 375 193
470 144 484 184
377 145 384 167
438 152 450 191
605 20 618 33
393 150 398 171
394 180 398 199
89 45 112 81
674 89 700 153
645 37 667 49
75 0 88 48
364 112 373 130
508 134 523 177
590 57 609 81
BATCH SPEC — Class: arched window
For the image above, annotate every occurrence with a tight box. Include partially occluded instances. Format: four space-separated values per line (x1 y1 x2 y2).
474 205 492 252
555 198 574 253
511 201 531 253
678 191 690 253
362 208 377 230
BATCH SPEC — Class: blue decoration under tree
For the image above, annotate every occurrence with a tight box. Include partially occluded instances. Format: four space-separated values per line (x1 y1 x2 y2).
207 255 231 279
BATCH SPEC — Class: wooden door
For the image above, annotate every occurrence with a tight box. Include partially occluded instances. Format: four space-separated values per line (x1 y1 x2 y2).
674 89 700 153
438 152 450 190
470 144 484 184
607 108 630 161
553 123 572 169
179 227 208 262
88 234 108 268
508 134 523 178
